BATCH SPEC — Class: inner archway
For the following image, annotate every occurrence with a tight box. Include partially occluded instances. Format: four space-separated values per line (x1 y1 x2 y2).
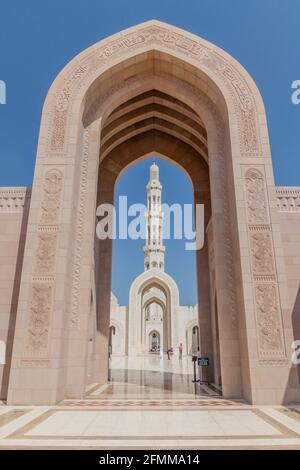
149 330 160 352
95 88 213 390
106 156 203 398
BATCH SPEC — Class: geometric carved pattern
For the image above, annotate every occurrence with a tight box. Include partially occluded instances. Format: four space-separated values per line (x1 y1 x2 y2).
49 24 259 156
26 284 52 355
71 129 89 325
40 169 63 225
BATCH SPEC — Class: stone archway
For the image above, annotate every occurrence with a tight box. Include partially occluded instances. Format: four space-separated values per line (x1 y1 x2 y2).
149 330 160 353
143 297 165 353
6 20 299 405
128 271 179 356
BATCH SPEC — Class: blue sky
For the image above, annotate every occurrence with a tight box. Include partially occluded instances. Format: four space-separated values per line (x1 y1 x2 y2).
0 1 299 304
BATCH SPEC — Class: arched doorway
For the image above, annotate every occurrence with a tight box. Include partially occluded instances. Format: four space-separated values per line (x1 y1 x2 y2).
149 330 160 353
6 21 296 405
107 157 200 396
192 325 200 354
143 299 164 353
128 271 179 356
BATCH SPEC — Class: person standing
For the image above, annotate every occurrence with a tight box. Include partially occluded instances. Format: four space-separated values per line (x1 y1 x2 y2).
167 346 173 360
178 343 183 360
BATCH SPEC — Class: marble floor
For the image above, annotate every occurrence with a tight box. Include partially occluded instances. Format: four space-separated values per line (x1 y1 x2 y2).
91 355 222 400
0 356 300 449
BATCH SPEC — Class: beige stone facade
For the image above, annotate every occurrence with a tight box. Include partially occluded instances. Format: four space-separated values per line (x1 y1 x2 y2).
0 21 299 405
109 292 199 357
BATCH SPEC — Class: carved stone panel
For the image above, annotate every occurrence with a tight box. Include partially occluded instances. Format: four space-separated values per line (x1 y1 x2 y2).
254 284 284 356
244 167 286 361
34 233 57 274
25 284 52 356
51 65 88 150
250 232 274 274
23 168 63 360
245 168 268 224
40 169 63 225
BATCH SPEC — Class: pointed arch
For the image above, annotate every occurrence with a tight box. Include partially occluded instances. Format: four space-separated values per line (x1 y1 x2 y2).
6 21 294 406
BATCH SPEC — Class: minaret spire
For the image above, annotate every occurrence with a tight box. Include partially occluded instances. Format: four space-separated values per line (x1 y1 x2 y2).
144 162 165 271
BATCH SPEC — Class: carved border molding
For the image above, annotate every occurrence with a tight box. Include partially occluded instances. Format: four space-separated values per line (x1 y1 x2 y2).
244 167 286 361
48 24 260 156
70 129 90 325
20 359 51 367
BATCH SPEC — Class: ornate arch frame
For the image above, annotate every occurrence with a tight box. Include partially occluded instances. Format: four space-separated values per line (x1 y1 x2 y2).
128 270 179 356
6 20 297 405
149 330 161 352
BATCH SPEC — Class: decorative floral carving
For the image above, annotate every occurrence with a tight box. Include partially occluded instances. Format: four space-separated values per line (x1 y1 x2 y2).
250 232 274 274
255 285 284 354
245 168 286 359
245 168 268 223
34 233 57 274
26 284 52 354
40 169 63 225
51 65 88 150
56 66 89 113
50 110 67 152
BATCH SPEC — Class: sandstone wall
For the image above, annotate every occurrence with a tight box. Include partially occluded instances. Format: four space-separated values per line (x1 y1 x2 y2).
0 185 299 399
277 187 300 352
0 188 30 399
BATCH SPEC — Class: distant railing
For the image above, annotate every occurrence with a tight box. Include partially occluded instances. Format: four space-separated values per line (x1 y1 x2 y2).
276 187 300 212
0 187 31 212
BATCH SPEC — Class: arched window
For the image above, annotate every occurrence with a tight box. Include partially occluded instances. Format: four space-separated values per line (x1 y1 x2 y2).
192 325 199 353
109 325 116 355
149 331 160 352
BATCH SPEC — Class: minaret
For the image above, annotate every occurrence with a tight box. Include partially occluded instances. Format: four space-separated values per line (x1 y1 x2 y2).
144 162 165 271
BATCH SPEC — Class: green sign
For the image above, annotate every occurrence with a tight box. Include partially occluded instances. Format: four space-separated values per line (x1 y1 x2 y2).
198 357 209 366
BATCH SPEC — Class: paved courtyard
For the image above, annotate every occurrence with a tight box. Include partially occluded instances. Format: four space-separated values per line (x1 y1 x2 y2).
0 356 300 449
